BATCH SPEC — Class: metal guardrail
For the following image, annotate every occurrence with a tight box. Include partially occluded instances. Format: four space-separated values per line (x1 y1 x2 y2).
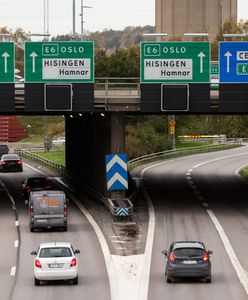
128 140 243 169
16 149 66 174
16 149 134 219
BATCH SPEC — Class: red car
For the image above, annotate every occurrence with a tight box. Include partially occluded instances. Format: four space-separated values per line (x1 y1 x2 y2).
22 177 57 202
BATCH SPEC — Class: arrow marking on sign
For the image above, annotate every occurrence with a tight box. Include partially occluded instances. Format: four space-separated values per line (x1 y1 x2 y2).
107 173 128 190
197 52 206 74
106 155 127 172
30 52 38 73
2 52 10 73
224 51 232 73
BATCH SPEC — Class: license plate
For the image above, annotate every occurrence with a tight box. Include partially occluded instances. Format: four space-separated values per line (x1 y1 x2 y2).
36 219 47 223
49 263 64 268
183 260 197 264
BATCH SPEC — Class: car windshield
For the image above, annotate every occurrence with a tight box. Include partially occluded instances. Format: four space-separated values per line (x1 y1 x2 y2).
39 247 72 258
174 248 205 258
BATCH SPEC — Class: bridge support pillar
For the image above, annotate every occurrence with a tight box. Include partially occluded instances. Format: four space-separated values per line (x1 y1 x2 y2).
109 112 126 199
65 112 126 197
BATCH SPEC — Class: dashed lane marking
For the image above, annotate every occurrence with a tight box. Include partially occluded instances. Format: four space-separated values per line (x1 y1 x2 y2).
10 266 16 277
14 240 19 248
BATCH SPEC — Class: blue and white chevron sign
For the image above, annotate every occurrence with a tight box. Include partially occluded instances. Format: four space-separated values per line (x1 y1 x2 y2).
105 154 128 191
116 207 129 217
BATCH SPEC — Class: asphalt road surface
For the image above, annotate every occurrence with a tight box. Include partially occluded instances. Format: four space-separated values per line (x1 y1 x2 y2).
142 145 248 300
0 164 111 300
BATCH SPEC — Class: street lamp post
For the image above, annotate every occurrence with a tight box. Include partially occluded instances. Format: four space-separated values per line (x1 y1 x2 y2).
80 0 92 41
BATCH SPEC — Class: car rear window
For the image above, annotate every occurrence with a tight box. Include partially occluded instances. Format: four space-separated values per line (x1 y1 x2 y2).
28 178 47 185
2 155 20 160
174 248 205 257
39 247 72 258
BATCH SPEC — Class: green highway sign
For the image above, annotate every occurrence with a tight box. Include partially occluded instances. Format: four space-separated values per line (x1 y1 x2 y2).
25 42 94 83
0 42 14 83
211 61 219 88
140 42 210 83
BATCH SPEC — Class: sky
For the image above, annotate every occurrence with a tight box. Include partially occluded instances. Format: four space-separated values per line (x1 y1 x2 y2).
0 0 247 38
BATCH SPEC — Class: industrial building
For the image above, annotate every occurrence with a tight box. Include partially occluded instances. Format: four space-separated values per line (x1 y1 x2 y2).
155 0 237 40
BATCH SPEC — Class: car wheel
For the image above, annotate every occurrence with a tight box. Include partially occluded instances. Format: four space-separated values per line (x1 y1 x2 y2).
30 227 34 233
205 277 211 283
63 226 67 232
34 277 40 286
166 276 173 283
72 276 78 285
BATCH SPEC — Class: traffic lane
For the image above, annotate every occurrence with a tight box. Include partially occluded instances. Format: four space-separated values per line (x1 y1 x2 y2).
188 156 248 273
12 200 111 300
0 189 18 300
144 169 248 300
0 167 111 300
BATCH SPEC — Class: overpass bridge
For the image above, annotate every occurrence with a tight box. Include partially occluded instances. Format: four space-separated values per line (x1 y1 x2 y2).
0 78 246 197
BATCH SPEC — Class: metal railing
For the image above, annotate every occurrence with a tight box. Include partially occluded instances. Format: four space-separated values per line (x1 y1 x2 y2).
128 140 243 169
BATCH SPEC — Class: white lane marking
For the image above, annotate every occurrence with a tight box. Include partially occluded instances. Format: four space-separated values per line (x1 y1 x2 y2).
186 172 191 176
15 221 19 227
198 196 205 201
191 154 248 295
14 240 19 248
191 185 197 190
188 169 193 172
112 241 128 244
193 152 248 169
10 266 16 276
23 162 46 175
194 190 201 195
207 208 248 295
235 164 248 176
202 202 209 208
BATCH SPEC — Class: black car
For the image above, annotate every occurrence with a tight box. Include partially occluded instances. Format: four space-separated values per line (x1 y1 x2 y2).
22 177 58 201
162 241 212 283
0 154 23 172
0 144 9 158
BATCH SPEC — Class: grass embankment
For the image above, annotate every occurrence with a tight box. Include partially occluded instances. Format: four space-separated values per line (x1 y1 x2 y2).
35 147 65 166
240 168 248 177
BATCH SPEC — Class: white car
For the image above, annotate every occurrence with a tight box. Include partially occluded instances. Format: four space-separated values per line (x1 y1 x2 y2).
52 136 65 146
31 242 80 285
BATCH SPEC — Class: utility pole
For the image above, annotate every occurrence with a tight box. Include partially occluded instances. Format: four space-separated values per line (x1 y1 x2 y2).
73 0 76 34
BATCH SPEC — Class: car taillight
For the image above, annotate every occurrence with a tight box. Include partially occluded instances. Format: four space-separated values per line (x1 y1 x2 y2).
44 184 53 189
1 161 7 165
35 259 42 268
15 160 21 165
203 252 209 262
24 185 30 191
30 204 34 216
169 252 175 261
64 203 67 216
70 258 77 267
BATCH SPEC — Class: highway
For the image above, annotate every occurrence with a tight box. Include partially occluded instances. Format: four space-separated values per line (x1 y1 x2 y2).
2 146 248 300
0 164 111 300
142 145 248 300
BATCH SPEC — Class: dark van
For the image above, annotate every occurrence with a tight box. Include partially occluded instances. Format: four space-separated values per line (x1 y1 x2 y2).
29 190 67 232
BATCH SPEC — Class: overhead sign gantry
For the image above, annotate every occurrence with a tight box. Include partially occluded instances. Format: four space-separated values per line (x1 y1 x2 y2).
140 42 210 83
140 42 211 113
0 42 14 83
24 41 94 112
24 41 94 83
